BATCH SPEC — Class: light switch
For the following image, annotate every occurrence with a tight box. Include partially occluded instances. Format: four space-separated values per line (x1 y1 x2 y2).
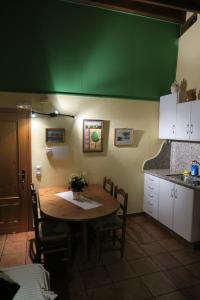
36 165 41 177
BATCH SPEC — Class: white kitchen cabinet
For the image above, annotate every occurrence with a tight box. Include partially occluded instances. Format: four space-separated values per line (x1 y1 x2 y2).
173 185 200 242
159 178 174 230
159 93 177 139
162 98 200 141
144 174 159 220
144 174 200 242
176 102 190 140
190 101 200 141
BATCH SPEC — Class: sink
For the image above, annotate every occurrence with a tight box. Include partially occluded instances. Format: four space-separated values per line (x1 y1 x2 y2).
166 174 200 186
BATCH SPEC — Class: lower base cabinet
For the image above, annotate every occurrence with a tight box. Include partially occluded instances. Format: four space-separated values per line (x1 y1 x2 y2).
144 173 200 243
159 178 174 230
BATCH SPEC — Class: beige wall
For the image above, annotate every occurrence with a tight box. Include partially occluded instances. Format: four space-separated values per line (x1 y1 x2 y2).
176 13 200 92
0 92 161 213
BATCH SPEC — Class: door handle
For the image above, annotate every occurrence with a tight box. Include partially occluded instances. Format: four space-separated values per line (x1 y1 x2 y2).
17 170 25 183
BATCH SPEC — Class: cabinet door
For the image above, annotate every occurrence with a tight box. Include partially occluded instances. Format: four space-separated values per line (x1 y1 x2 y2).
176 102 191 140
159 178 174 229
173 185 194 242
159 94 177 139
190 101 200 141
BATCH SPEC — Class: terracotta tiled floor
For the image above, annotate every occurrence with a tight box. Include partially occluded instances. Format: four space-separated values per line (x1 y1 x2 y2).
1 214 200 300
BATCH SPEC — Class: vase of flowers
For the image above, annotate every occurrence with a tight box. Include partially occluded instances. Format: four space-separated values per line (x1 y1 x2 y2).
68 173 88 200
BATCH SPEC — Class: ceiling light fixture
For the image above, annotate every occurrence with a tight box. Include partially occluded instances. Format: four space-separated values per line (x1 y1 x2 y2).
31 110 75 119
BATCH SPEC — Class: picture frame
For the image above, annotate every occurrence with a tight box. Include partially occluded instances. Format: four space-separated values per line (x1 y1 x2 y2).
46 128 65 143
114 128 133 146
83 119 104 152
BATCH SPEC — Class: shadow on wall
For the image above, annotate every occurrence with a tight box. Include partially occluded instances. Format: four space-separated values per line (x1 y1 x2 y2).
132 130 144 148
46 145 70 168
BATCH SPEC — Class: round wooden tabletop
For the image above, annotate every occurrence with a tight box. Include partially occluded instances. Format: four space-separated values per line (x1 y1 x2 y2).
39 185 119 222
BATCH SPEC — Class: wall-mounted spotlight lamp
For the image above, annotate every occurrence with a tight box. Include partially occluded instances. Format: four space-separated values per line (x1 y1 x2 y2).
31 110 75 119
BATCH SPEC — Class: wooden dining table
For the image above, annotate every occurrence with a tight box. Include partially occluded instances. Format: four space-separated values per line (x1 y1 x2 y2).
39 184 120 258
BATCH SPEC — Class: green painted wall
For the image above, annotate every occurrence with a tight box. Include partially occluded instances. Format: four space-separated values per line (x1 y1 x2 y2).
0 1 179 100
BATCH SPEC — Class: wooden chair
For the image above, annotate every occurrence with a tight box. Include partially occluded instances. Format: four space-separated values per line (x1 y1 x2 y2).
103 177 114 195
30 184 71 263
90 185 128 260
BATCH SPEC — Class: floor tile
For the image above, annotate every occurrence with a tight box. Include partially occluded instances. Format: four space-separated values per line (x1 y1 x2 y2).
158 238 188 252
0 240 5 256
165 266 200 289
127 226 155 244
68 271 85 293
128 214 149 225
70 291 89 300
0 234 6 242
171 249 200 265
101 251 122 266
3 239 27 255
124 240 147 260
155 291 188 300
182 284 200 300
6 232 27 241
185 262 200 279
0 253 26 267
142 271 176 296
81 266 112 289
87 285 119 300
151 252 182 270
105 260 137 282
114 277 153 300
141 241 167 256
130 257 160 276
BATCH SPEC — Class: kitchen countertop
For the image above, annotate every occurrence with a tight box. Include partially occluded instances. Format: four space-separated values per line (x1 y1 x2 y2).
144 169 200 191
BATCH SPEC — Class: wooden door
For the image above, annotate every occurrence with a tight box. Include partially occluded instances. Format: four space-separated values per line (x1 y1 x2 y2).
0 109 31 233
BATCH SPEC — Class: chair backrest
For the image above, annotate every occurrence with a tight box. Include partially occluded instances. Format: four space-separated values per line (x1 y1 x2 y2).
30 184 40 250
114 186 128 226
103 177 114 195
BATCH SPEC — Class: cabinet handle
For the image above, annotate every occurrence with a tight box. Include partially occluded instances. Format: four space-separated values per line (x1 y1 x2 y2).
148 186 154 190
190 124 193 134
174 188 177 199
172 124 175 134
186 124 189 134
148 194 153 198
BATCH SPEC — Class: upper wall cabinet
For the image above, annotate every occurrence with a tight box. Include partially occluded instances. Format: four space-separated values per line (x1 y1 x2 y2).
159 93 177 139
176 101 200 141
159 93 200 141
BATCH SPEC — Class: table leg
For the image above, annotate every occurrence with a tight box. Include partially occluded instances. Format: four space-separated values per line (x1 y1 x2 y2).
81 221 88 259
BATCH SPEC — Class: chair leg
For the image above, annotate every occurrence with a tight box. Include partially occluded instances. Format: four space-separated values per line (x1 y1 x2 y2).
112 229 116 246
96 231 100 261
120 228 126 258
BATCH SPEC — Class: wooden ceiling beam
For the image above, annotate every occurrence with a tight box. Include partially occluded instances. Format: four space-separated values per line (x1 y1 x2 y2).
130 0 200 14
70 0 186 23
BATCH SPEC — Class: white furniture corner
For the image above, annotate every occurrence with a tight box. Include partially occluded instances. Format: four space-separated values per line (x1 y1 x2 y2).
144 173 200 243
1 264 57 300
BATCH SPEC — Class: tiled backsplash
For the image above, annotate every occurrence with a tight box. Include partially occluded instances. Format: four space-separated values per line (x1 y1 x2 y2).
170 141 200 173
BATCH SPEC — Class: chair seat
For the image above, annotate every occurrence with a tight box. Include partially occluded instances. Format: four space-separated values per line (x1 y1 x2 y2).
90 215 122 231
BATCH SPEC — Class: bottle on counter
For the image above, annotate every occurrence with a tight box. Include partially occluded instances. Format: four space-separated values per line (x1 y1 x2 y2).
191 160 199 176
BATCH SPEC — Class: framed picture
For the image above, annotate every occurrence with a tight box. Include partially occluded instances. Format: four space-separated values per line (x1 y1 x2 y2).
114 128 133 146
83 119 103 152
46 128 65 143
